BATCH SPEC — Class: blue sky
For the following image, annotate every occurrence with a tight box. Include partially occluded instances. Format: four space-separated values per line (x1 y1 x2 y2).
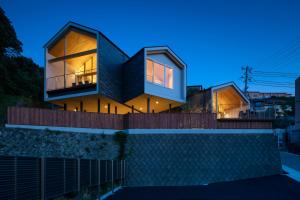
2 0 300 94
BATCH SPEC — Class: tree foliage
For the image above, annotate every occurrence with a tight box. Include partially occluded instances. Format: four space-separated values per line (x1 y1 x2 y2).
0 6 46 125
0 7 22 57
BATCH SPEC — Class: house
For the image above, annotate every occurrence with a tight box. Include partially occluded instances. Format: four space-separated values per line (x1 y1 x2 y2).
186 82 250 118
44 22 186 114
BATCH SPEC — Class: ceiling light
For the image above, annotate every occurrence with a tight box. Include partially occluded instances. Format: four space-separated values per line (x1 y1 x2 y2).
155 101 159 104
104 105 108 109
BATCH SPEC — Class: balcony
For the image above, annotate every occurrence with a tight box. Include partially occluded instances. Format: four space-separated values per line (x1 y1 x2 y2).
46 70 97 96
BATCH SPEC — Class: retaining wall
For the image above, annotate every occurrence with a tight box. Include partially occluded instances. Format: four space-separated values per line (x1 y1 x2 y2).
125 131 282 186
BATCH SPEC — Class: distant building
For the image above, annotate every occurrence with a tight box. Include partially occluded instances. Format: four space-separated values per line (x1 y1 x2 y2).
248 91 292 100
296 77 300 130
249 90 294 120
186 82 250 119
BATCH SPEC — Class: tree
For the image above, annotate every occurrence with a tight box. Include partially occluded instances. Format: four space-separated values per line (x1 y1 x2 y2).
0 6 22 57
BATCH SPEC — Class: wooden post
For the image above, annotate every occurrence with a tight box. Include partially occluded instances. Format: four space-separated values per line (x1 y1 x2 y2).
169 104 172 113
80 101 83 112
97 98 100 113
215 91 218 117
108 103 110 114
63 103 67 111
131 105 134 113
147 97 150 113
115 106 118 114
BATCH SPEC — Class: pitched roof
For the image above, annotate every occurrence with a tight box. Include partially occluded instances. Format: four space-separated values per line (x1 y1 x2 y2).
44 21 129 58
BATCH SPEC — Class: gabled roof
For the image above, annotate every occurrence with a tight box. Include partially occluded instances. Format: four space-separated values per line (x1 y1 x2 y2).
145 46 186 68
44 21 129 58
210 82 250 104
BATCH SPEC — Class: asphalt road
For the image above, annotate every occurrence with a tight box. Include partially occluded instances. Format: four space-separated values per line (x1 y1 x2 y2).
107 175 300 200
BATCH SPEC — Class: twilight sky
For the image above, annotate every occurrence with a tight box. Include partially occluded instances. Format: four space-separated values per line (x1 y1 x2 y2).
1 0 300 94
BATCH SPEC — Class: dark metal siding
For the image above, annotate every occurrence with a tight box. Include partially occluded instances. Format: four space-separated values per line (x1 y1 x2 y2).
44 158 64 199
80 159 90 188
122 49 145 102
16 157 41 200
98 34 129 102
65 159 78 193
0 156 15 200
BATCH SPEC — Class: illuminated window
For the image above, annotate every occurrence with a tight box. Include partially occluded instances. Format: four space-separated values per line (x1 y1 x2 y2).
153 62 164 85
46 29 97 91
146 59 153 82
165 67 173 89
146 59 174 89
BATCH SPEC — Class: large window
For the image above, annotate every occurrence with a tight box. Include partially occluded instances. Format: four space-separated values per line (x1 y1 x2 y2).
146 59 173 89
47 29 97 91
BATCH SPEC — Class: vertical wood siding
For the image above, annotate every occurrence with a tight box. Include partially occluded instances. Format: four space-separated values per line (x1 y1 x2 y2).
7 107 272 129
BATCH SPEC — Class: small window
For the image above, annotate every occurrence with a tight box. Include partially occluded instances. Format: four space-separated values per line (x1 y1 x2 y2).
146 59 174 89
153 62 164 85
165 67 173 89
146 59 153 82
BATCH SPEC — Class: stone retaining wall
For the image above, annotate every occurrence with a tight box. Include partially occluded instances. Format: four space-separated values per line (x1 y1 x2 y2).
125 133 282 186
0 128 118 159
0 128 282 187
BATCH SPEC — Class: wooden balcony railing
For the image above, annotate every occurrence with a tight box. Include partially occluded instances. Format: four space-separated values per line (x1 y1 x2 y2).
7 107 273 130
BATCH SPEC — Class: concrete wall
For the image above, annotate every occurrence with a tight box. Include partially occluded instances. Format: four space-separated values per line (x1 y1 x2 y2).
0 127 282 187
296 77 300 130
125 132 282 186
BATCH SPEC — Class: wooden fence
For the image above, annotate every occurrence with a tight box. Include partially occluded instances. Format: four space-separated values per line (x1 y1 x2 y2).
217 119 273 129
7 107 272 129
7 107 124 130
124 113 217 129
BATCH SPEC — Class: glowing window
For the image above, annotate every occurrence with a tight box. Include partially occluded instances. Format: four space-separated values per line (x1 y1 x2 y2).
146 59 153 82
165 67 173 89
153 62 164 85
146 59 174 89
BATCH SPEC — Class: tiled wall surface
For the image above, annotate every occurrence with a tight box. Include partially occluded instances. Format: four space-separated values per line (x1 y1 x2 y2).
126 133 282 186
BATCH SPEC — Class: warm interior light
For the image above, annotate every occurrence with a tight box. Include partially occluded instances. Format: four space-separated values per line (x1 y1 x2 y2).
139 107 143 110
155 101 159 104
104 105 108 109
73 109 77 112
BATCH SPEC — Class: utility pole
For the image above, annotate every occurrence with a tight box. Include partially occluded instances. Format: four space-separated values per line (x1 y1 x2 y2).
241 66 252 96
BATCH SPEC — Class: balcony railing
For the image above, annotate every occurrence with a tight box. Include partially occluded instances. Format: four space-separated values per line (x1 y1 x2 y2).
47 70 96 91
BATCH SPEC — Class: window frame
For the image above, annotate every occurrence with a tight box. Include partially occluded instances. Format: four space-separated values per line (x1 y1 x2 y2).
146 58 174 89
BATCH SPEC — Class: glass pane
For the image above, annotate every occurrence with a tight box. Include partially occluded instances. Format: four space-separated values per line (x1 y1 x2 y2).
153 62 164 85
146 59 153 82
65 53 97 87
65 30 97 55
48 38 64 59
165 67 173 89
46 60 64 91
